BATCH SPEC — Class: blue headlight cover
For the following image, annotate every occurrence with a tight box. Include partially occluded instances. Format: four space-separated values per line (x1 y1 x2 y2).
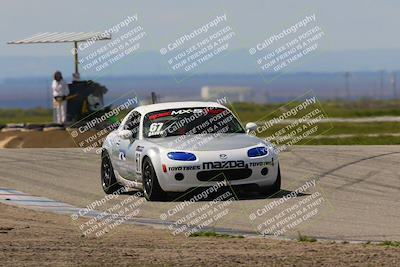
167 152 196 161
247 146 269 157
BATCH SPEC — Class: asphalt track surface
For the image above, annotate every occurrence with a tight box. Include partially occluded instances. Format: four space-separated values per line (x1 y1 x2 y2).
0 146 399 241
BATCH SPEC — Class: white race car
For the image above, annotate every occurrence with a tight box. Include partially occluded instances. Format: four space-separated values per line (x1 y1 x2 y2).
101 101 281 201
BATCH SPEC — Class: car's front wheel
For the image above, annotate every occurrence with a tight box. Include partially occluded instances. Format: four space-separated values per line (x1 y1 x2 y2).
101 151 121 194
142 157 166 201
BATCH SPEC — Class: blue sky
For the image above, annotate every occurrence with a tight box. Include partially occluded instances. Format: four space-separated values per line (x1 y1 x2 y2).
1 0 400 56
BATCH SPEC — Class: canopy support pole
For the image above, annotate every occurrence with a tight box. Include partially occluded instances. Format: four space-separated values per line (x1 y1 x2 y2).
74 41 79 75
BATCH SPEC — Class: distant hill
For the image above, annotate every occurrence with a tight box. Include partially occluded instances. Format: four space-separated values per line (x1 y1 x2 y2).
1 49 400 80
1 48 399 108
0 71 398 108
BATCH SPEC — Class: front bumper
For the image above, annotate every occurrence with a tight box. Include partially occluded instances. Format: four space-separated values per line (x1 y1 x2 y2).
154 148 279 192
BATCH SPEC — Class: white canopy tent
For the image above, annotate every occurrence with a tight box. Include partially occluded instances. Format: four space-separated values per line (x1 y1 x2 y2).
7 32 111 76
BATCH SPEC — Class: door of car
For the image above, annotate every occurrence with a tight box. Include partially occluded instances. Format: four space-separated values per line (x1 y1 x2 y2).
117 111 141 180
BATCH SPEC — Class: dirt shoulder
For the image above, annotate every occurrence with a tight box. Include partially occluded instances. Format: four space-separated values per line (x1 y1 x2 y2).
0 203 399 267
0 131 75 148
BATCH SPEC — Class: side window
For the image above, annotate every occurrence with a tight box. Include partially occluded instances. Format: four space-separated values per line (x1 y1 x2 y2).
124 111 141 139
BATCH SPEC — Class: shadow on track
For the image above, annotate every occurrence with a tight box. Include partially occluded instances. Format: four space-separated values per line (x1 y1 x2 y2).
122 187 309 202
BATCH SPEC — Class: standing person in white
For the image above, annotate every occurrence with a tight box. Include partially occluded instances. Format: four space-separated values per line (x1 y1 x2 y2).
52 71 69 124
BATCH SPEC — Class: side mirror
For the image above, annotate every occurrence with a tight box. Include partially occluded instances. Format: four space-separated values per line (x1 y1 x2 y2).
245 122 257 134
118 129 132 140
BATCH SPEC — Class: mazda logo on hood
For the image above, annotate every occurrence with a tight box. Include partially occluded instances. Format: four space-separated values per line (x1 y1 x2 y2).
219 154 227 159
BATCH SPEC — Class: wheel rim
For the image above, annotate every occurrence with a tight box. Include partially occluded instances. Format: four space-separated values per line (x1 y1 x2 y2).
102 156 112 188
143 162 153 196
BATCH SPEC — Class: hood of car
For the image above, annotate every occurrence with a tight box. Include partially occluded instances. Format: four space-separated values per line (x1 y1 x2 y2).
147 133 264 151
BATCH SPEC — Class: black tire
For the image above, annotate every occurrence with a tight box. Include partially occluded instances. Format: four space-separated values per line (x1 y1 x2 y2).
101 151 121 194
259 164 281 196
142 157 166 201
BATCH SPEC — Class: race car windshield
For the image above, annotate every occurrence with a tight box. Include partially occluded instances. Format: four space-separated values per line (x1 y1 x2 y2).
143 107 245 138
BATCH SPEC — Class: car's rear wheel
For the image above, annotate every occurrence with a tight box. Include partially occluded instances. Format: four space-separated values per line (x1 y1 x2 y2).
142 157 166 201
259 164 281 196
101 151 121 194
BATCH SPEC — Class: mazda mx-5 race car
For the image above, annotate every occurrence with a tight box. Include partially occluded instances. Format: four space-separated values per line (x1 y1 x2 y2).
101 101 281 201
